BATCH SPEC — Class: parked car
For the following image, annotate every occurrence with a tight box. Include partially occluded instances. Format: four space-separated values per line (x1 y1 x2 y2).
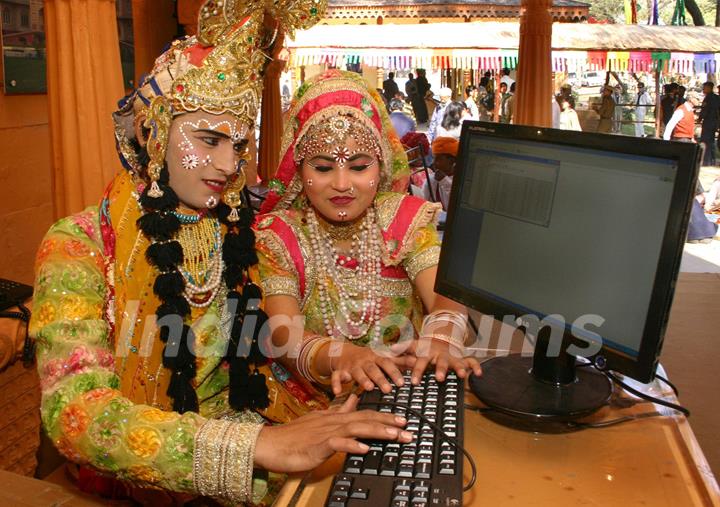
583 71 605 88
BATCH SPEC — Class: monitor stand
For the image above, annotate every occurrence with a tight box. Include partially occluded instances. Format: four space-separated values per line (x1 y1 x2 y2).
469 329 612 425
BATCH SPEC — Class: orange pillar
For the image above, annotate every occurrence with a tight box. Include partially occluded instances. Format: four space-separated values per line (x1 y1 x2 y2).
131 0 178 83
514 0 553 127
177 0 203 35
44 0 126 217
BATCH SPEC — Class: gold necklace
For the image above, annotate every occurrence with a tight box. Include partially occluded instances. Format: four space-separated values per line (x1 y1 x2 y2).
316 212 363 241
176 217 220 286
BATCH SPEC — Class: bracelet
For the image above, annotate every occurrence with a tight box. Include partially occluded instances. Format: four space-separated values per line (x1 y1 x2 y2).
421 333 465 353
193 419 264 503
421 310 469 343
297 335 333 384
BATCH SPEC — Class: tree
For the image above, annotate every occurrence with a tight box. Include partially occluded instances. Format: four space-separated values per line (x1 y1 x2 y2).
684 0 706 24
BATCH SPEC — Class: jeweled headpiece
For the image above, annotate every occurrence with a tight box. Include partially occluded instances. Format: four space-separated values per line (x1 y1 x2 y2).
113 0 328 175
262 70 411 213
295 113 383 168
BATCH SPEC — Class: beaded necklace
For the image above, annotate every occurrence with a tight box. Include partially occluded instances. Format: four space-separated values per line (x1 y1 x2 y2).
306 207 382 341
176 217 224 308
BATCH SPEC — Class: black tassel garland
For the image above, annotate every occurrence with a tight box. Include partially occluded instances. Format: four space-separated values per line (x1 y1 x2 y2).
146 241 183 271
138 212 181 240
248 370 270 409
153 271 185 299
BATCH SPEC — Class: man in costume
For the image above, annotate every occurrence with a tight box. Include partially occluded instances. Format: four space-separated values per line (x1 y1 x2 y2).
254 70 481 398
29 3 410 505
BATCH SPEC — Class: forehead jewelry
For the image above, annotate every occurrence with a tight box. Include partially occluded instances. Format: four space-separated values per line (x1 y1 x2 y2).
206 196 218 209
295 114 382 168
181 153 200 171
179 118 246 149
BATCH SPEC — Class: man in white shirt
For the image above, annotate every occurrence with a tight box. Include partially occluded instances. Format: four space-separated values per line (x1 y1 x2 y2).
424 137 458 211
552 95 561 129
427 87 453 143
663 95 697 141
500 68 515 90
634 82 653 137
465 85 479 120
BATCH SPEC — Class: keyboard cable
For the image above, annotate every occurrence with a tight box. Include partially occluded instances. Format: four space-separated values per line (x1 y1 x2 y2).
358 400 477 492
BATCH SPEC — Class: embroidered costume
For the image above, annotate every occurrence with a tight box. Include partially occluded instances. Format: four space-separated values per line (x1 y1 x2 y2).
29 1 327 504
256 70 443 350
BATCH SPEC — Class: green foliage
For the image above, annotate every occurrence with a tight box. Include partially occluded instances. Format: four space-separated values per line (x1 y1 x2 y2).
587 0 716 25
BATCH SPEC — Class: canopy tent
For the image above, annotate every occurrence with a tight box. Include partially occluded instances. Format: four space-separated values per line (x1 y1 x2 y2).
287 22 720 74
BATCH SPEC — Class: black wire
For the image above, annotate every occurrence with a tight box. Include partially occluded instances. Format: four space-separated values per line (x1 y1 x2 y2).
654 373 680 397
357 400 477 492
604 371 690 417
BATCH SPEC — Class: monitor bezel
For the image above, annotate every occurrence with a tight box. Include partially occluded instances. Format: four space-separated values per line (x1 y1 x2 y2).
436 121 701 383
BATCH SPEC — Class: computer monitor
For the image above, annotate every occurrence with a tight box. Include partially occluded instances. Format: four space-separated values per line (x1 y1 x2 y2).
436 121 701 422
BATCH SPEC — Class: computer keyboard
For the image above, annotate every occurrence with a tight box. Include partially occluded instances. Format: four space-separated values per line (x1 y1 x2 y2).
325 370 464 507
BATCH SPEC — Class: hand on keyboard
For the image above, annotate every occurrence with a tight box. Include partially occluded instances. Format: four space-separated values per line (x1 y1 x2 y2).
394 338 482 385
330 342 414 395
253 393 413 473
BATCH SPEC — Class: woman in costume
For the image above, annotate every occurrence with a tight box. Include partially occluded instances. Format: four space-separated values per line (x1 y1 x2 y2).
29 5 411 505
255 70 482 397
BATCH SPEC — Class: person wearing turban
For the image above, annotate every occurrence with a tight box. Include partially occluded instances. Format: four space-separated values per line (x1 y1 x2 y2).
29 3 411 505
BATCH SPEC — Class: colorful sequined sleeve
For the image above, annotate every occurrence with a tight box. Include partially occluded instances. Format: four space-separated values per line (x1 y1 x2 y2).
30 211 264 504
255 227 301 301
402 223 442 282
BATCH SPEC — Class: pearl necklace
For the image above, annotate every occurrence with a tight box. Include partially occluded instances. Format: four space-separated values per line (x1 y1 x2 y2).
306 207 383 341
176 217 224 308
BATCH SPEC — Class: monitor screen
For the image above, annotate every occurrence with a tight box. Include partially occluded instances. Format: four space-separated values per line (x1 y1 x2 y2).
438 123 700 382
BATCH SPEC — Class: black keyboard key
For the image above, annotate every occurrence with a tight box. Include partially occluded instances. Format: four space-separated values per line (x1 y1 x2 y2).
334 475 353 487
413 480 430 493
332 485 350 497
415 462 431 479
393 489 410 502
412 489 429 504
392 500 410 507
345 457 363 474
362 451 381 475
398 463 414 477
328 495 346 507
438 462 456 475
350 487 369 499
380 455 398 476
395 479 412 491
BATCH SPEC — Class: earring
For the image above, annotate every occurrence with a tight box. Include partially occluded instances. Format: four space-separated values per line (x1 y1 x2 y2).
206 196 219 209
144 97 173 198
181 154 200 171
222 167 247 222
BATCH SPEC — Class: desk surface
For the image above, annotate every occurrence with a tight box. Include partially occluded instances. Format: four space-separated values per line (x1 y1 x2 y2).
275 375 720 507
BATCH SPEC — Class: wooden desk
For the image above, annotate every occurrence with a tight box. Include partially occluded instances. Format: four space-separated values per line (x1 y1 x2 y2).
275 371 720 506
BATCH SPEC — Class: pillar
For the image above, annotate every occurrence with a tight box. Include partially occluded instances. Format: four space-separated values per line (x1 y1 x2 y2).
44 0 126 217
514 0 553 127
131 0 178 83
177 0 203 35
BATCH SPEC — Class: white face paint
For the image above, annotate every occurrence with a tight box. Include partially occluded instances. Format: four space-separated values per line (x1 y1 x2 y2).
165 110 250 210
